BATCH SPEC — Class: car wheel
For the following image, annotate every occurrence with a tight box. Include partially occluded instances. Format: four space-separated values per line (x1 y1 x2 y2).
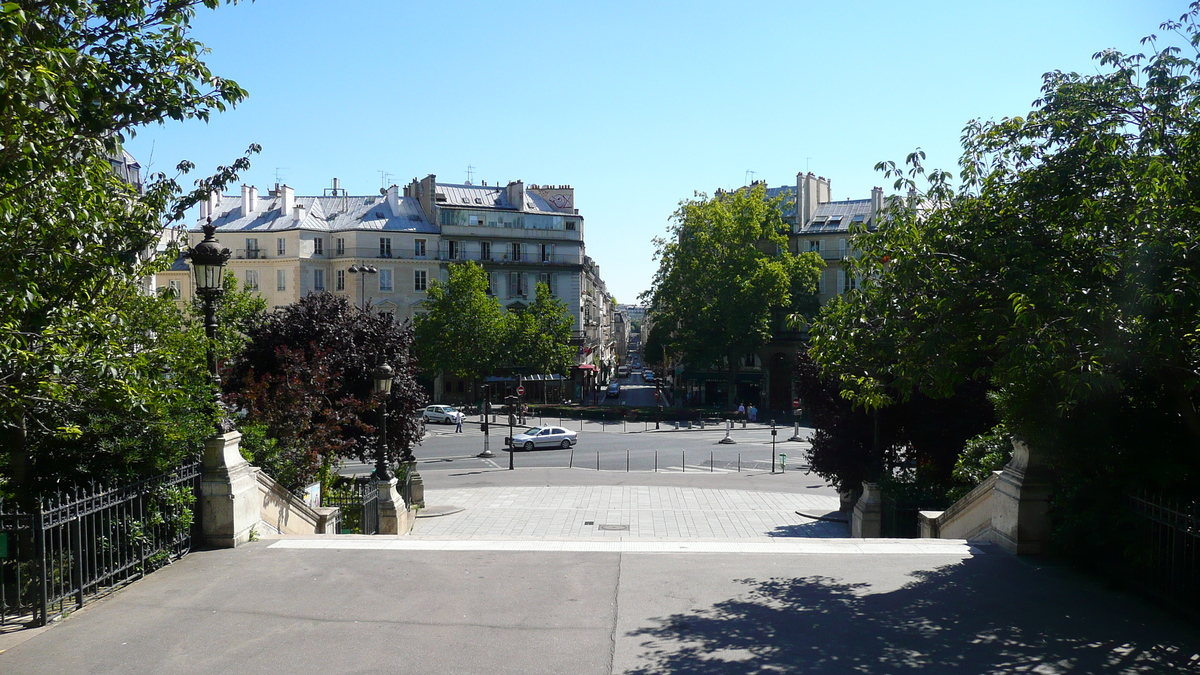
560 439 570 449
524 441 535 452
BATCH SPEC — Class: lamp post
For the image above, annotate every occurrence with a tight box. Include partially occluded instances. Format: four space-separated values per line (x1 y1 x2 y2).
371 363 394 480
348 264 378 310
184 219 233 431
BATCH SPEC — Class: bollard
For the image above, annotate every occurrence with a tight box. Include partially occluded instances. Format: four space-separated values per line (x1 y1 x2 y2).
789 421 803 442
720 419 736 444
682 450 686 472
710 450 714 472
597 451 600 471
738 453 741 472
742 418 747 429
780 454 787 472
627 449 630 472
655 450 658 473
700 419 705 429
569 448 574 468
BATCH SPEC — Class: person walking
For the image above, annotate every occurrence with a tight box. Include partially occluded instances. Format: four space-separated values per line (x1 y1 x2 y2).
749 404 757 422
736 402 745 420
455 413 463 433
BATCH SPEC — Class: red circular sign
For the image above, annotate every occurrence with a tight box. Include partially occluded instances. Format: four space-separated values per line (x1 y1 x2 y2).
517 385 525 396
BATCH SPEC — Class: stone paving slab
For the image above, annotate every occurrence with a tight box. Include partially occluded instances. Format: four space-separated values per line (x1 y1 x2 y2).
410 485 847 539
269 538 982 555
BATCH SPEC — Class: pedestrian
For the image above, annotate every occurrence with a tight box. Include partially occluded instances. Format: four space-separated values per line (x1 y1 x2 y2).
455 413 463 433
749 404 757 422
737 402 745 420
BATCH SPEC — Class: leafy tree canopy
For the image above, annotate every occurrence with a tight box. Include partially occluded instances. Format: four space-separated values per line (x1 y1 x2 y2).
413 262 503 381
0 0 255 499
644 183 822 406
810 7 1200 488
228 293 425 475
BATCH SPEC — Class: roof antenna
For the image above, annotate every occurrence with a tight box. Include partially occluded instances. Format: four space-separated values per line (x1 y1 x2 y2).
745 170 756 186
274 167 287 184
379 170 394 188
466 164 476 185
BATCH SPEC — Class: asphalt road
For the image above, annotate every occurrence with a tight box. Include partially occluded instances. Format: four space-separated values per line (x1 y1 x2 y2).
343 418 816 478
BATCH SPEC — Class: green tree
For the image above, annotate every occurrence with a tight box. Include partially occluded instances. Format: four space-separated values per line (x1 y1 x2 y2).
501 282 576 376
0 1 254 500
413 262 504 387
644 184 822 407
810 8 1200 520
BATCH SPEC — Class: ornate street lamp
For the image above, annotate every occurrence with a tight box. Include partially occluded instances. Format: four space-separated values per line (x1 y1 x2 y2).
371 362 394 480
348 264 378 310
184 219 234 432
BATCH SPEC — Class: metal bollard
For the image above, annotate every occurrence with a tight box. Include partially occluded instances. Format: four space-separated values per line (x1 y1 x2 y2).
597 451 600 471
682 450 686 472
627 449 630 472
570 448 574 468
710 450 714 472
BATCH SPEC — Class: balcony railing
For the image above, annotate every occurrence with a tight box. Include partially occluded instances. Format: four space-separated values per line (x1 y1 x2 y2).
327 247 581 265
235 248 265 260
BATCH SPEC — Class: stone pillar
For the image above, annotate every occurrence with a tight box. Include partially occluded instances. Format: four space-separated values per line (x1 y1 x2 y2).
992 440 1053 554
407 463 425 509
375 478 412 535
200 431 259 548
852 481 883 538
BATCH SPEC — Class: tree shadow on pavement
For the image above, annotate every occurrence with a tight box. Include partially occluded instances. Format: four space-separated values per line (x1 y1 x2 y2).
624 554 1200 674
767 521 849 538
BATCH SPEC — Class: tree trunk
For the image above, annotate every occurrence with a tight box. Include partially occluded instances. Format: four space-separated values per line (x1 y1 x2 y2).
726 350 741 411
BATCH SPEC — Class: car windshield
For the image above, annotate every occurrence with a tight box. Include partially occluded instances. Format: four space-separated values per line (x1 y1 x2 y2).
523 427 545 436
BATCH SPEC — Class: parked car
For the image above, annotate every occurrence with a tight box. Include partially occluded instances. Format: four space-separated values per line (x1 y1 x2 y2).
507 426 578 451
422 404 464 425
605 382 621 398
643 370 654 381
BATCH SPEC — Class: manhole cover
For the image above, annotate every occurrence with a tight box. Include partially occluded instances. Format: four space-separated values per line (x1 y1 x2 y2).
584 521 594 525
598 524 629 531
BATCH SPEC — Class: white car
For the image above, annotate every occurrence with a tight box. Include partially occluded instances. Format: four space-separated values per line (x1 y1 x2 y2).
643 370 655 381
422 405 464 425
507 426 578 451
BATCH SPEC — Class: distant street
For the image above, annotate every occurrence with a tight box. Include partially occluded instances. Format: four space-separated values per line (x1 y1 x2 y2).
342 415 818 478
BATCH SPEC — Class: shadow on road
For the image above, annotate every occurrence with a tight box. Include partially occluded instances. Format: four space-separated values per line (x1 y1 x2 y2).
624 555 1200 674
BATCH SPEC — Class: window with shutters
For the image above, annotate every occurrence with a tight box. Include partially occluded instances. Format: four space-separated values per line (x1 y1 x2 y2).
508 271 527 296
509 242 522 262
448 241 461 260
480 241 491 261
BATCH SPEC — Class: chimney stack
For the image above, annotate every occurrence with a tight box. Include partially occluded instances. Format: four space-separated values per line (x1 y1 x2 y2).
241 184 257 216
385 183 401 217
506 180 525 212
279 184 294 217
870 186 883 223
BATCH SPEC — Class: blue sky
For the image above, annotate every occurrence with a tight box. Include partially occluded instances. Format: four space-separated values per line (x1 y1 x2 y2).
127 0 1182 303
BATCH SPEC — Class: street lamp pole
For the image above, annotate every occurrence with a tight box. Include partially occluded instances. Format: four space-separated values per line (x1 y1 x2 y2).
372 363 394 480
184 218 233 431
348 264 378 310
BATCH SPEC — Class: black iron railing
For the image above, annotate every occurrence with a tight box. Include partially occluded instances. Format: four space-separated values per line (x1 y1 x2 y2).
324 481 379 535
1127 493 1199 617
0 462 202 628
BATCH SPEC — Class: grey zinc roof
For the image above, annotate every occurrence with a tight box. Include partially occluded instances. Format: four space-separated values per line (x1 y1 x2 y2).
803 199 875 233
436 182 563 213
199 193 436 234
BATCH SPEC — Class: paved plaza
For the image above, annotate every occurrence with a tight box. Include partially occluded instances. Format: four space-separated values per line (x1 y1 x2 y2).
410 484 848 540
2 468 1198 674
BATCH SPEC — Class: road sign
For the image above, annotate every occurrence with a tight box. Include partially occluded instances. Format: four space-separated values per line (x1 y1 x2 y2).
517 385 525 396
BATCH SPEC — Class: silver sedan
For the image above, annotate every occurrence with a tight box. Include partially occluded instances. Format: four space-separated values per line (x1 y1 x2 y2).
507 426 578 451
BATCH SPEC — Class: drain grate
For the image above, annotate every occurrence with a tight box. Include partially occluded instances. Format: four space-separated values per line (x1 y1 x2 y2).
584 521 594 525
597 524 629 531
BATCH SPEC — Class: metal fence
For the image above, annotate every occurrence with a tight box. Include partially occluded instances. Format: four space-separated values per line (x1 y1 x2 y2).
323 481 379 535
0 462 202 628
881 484 952 539
1127 493 1199 617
